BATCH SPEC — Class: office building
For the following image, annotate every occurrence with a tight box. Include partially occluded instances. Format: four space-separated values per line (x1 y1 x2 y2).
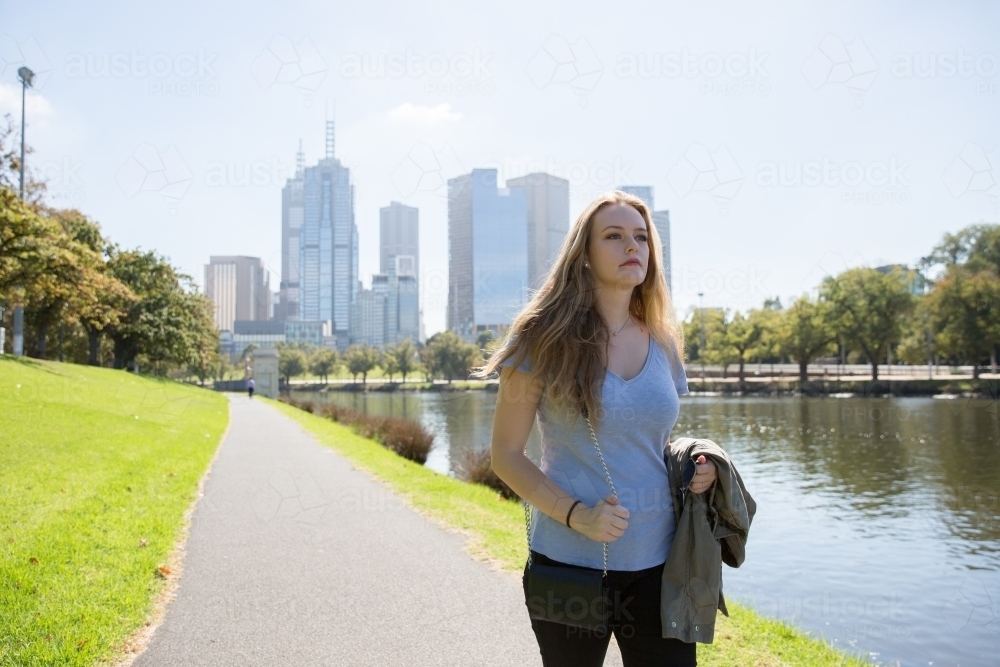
279 122 358 349
276 142 305 322
285 319 333 347
204 256 270 332
350 287 388 349
447 169 528 340
380 202 419 279
395 256 419 344
380 201 421 339
350 255 419 349
506 173 570 289
617 185 673 294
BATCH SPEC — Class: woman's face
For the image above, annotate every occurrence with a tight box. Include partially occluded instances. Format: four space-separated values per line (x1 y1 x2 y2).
585 203 649 292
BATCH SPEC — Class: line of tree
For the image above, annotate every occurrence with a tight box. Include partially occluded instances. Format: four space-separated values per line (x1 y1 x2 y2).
686 223 1000 383
275 332 486 386
1 115 219 380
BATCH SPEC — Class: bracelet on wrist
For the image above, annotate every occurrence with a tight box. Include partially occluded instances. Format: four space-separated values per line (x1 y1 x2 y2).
565 499 583 528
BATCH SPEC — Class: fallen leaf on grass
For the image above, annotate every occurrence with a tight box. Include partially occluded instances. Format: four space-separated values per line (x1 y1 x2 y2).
28 557 38 565
139 538 148 547
156 565 171 578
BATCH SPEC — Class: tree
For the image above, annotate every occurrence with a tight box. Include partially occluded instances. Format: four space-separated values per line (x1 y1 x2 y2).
424 331 481 383
777 296 837 384
821 267 914 381
392 338 419 382
921 223 1000 276
749 305 783 375
309 348 339 384
723 311 764 384
345 344 381 383
926 266 1000 378
683 307 726 366
185 294 221 386
382 347 399 383
104 249 200 371
704 308 739 378
0 188 55 301
894 293 942 370
22 209 107 359
279 346 308 385
0 114 46 203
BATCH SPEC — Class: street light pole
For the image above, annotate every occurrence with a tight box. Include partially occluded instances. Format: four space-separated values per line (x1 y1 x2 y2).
13 66 35 357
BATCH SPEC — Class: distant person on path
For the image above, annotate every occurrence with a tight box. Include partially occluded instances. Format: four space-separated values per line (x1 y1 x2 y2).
474 191 720 667
247 377 255 399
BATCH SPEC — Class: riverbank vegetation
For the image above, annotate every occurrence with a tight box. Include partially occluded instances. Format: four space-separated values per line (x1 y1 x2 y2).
0 356 227 666
280 396 435 464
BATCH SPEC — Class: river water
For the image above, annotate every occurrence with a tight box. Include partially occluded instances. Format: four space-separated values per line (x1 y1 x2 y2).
289 389 1000 667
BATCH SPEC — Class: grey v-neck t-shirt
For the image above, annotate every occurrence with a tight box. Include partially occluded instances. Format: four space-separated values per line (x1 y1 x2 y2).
500 335 689 571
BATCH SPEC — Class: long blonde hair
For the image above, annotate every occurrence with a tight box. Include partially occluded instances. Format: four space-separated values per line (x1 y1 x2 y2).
472 190 685 426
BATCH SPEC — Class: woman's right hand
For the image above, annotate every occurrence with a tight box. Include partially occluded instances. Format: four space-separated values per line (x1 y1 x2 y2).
570 494 629 542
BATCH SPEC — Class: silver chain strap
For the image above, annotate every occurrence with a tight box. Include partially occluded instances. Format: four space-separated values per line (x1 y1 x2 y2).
524 413 617 576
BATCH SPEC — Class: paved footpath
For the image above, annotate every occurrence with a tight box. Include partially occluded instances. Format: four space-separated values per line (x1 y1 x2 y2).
135 395 624 666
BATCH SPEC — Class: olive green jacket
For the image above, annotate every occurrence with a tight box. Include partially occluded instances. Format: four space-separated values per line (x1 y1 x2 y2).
661 437 756 643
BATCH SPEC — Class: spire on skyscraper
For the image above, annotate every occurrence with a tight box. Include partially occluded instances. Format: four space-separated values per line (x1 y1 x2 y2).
325 120 335 159
296 139 304 175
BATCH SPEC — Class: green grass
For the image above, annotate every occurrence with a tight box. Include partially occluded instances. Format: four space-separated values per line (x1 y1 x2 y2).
272 398 869 667
0 357 228 667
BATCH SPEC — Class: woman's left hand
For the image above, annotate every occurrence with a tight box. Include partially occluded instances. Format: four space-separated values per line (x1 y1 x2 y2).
688 455 717 494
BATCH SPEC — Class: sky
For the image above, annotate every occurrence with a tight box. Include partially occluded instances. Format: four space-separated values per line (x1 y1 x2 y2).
2 0 998 336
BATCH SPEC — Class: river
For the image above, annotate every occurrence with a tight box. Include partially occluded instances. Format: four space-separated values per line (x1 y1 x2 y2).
289 389 999 667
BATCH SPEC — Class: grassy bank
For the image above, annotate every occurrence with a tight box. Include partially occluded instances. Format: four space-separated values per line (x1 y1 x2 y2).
0 357 228 666
270 398 868 667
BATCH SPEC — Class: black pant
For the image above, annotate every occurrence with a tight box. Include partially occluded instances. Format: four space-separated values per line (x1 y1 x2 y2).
248 387 254 398
522 550 696 667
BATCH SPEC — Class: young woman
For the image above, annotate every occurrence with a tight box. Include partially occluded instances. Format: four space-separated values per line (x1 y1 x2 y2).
473 191 716 667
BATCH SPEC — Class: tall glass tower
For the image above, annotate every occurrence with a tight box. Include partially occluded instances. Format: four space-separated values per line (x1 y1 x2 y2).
295 121 357 347
447 169 528 339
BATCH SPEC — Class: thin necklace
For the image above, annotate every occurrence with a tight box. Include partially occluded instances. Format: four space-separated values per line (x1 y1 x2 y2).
612 314 631 336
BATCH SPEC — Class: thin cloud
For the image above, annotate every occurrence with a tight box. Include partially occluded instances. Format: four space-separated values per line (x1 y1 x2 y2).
386 102 461 125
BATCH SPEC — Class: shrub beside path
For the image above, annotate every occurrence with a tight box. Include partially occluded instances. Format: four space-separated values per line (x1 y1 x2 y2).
133 395 612 667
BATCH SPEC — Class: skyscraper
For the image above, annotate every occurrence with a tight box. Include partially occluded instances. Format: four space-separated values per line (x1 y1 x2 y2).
505 173 570 289
617 185 673 294
380 201 420 338
350 255 419 348
285 121 358 349
204 256 270 332
276 142 305 322
380 202 419 278
448 169 528 339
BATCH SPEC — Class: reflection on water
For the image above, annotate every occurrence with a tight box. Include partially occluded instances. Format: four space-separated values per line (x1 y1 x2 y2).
291 390 999 667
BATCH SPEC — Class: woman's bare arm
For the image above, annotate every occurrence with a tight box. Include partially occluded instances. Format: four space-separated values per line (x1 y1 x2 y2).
490 366 628 543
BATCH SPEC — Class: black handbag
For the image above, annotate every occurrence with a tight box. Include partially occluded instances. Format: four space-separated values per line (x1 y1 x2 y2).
523 413 617 632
